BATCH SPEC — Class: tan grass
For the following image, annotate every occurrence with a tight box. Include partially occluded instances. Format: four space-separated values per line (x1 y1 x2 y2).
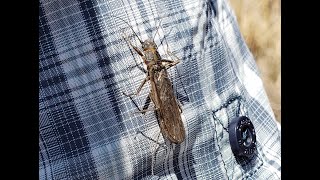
228 0 281 123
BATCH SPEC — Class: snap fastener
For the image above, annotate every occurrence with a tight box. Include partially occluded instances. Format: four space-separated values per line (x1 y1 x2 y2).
229 116 256 157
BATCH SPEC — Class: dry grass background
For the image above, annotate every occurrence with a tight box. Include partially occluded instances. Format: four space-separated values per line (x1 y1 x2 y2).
228 0 281 123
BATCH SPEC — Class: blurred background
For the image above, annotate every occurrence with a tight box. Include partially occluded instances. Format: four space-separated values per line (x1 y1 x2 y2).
228 0 281 123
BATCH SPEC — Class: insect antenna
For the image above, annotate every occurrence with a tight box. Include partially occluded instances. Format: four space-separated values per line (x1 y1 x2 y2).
156 26 175 51
152 19 162 42
110 15 143 44
158 36 166 50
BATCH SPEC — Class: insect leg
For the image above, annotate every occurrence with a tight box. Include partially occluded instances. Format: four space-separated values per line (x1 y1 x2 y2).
122 33 144 57
133 91 160 113
123 76 150 97
133 107 158 114
136 130 166 147
161 59 180 69
160 59 174 63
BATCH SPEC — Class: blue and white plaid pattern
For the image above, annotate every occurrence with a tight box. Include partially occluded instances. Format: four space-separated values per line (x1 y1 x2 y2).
39 0 281 179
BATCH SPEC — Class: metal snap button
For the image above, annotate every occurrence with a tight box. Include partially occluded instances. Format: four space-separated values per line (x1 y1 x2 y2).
229 116 256 157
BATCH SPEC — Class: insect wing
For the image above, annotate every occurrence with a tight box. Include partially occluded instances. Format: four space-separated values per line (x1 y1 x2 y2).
156 69 185 144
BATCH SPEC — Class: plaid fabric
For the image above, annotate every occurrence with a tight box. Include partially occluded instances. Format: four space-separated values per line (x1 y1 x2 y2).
39 0 281 179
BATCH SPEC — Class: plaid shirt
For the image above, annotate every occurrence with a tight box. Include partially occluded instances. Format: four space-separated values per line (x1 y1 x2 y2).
39 0 281 179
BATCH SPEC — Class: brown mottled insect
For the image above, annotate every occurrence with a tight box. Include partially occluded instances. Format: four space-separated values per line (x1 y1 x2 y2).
113 15 185 144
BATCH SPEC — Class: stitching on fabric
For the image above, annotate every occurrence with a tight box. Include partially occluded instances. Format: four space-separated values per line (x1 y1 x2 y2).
212 95 242 132
243 149 264 179
212 113 230 180
212 96 242 180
